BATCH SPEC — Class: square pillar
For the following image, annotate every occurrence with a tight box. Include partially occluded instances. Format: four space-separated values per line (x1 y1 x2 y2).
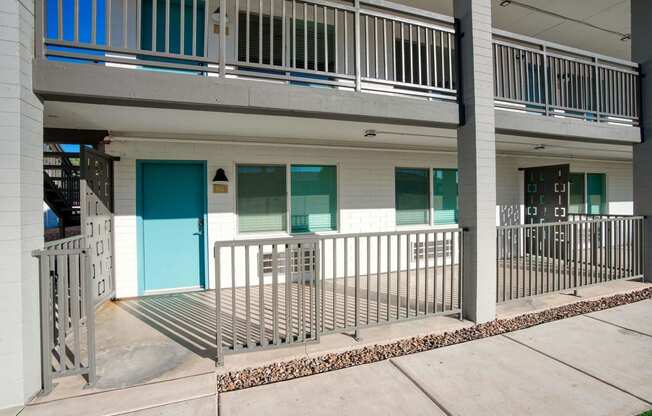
632 0 652 283
0 0 44 408
454 0 497 323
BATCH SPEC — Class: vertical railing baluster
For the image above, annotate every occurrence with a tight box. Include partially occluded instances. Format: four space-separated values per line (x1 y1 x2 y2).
344 237 348 327
219 0 226 74
450 231 455 309
215 247 223 364
433 231 439 311
424 232 430 313
396 234 401 319
354 236 360 335
285 243 292 342
387 234 391 321
231 247 237 349
313 4 317 70
366 235 370 324
258 244 265 345
405 233 411 317
442 232 447 311
374 17 379 79
272 244 279 345
376 235 381 322
191 0 196 55
259 0 263 64
354 0 360 90
383 19 388 81
300 243 306 341
408 24 413 85
332 238 336 330
416 233 420 315
270 0 275 66
245 245 251 347
164 0 170 52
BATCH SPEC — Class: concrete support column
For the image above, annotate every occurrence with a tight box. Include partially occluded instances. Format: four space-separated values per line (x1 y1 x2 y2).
632 0 652 283
0 0 44 408
454 0 496 323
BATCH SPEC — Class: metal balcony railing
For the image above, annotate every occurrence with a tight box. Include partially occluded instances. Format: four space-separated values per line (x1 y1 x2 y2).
214 227 464 363
496 216 645 303
37 0 457 101
493 30 641 126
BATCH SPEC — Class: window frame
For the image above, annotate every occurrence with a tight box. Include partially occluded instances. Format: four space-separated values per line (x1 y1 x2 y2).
569 171 609 215
432 168 459 226
235 163 289 235
289 164 339 234
394 166 432 227
235 161 340 236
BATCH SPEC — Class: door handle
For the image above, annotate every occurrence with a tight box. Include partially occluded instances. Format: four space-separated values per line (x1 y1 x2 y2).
197 218 204 235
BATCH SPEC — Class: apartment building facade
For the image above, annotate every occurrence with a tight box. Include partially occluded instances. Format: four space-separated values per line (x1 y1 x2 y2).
2 0 651 408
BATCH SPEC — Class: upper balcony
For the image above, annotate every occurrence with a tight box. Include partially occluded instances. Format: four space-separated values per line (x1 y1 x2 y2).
33 0 641 143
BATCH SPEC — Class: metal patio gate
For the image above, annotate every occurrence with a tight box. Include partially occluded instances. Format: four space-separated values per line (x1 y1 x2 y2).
34 147 117 393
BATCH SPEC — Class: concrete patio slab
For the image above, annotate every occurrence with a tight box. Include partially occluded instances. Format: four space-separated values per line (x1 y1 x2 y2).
588 299 652 336
496 279 650 319
219 361 447 416
507 313 652 402
390 335 649 416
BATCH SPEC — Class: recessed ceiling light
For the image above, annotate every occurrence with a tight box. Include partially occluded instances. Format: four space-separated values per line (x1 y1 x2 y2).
500 0 511 6
534 144 546 150
364 129 377 138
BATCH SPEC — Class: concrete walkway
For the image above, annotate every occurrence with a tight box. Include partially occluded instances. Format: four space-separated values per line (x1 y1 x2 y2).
220 300 652 416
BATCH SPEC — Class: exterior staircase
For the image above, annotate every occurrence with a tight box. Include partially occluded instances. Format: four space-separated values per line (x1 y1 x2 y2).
43 144 81 239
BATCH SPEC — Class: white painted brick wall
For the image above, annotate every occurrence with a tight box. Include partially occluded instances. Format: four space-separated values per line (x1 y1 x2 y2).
0 0 44 408
106 138 633 298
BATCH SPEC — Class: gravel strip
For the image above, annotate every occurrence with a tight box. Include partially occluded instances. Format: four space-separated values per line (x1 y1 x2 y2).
218 288 652 392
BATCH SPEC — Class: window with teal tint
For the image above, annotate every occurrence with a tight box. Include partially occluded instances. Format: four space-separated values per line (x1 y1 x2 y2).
291 165 337 233
569 172 586 214
433 169 458 225
587 173 607 214
237 165 287 233
395 168 430 225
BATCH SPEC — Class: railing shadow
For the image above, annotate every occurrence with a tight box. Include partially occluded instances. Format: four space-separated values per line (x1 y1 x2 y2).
116 291 222 360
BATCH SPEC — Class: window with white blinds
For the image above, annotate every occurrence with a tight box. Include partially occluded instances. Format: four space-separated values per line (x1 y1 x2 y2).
237 165 287 233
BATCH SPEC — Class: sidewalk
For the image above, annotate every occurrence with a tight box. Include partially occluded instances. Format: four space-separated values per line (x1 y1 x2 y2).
9 284 651 416
220 299 652 416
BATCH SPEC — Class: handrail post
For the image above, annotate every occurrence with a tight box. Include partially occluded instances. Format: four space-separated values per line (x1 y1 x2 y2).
83 251 97 386
37 253 53 394
215 244 224 366
354 0 361 92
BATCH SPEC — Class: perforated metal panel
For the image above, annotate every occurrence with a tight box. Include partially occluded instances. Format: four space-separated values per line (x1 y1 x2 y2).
523 164 569 258
81 147 116 305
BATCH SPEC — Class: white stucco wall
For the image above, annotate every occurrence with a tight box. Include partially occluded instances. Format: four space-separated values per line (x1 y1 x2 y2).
106 137 633 298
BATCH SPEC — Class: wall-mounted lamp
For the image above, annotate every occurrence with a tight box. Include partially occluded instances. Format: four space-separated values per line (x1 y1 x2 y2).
211 7 230 24
213 168 228 182
212 168 229 193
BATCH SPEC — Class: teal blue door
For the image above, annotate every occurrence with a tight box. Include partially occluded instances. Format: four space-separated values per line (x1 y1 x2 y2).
137 161 207 294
